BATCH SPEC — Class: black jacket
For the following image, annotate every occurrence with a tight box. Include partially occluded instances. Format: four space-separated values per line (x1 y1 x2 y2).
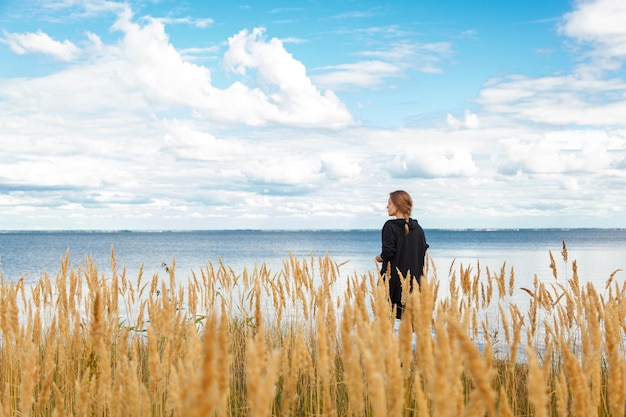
380 218 429 309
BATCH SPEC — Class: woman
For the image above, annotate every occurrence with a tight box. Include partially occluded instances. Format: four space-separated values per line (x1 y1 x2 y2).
375 190 429 321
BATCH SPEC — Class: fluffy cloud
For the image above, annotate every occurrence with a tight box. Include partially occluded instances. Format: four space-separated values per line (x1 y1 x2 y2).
161 120 245 161
561 0 626 61
497 130 624 175
1 6 354 130
0 155 123 189
0 30 80 61
476 73 626 126
222 28 354 127
447 110 480 129
320 153 361 180
389 150 479 179
243 157 322 195
111 8 216 110
473 0 626 128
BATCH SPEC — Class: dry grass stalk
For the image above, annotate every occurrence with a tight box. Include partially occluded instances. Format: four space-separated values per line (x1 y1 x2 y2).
549 250 558 280
497 386 514 417
450 319 497 416
603 303 626 416
353 308 387 417
525 346 548 417
245 321 281 417
561 335 593 416
340 303 365 417
1 246 626 416
429 310 458 417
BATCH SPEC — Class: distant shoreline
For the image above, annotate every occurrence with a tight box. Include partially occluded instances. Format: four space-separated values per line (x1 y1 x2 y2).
2 227 625 233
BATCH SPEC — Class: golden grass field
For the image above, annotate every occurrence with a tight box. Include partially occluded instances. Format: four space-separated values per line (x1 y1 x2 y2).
0 243 624 416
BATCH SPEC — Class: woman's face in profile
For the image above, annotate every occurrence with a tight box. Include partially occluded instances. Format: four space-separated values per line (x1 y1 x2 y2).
386 198 399 217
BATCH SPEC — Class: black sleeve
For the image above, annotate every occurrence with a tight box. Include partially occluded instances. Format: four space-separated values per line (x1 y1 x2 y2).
380 221 397 262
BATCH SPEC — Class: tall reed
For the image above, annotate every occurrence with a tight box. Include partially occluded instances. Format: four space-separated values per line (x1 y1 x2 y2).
0 244 624 416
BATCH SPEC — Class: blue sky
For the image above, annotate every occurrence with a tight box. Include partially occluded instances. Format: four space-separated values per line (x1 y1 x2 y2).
1 0 625 230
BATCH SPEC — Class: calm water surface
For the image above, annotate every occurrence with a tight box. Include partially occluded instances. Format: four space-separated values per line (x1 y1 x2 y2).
1 229 624 293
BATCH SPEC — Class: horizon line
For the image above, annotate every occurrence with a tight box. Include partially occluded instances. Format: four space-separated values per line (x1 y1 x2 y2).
1 227 625 233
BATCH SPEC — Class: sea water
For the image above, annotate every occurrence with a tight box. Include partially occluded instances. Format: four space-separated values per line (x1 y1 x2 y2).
1 229 624 291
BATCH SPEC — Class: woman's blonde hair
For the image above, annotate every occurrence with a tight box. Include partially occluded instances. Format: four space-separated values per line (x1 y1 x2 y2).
389 190 412 235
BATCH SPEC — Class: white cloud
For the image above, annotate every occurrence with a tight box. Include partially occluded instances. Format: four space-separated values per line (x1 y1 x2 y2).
243 156 322 195
156 16 214 28
222 28 354 127
279 36 306 45
472 0 626 128
41 0 126 17
328 11 376 20
161 120 245 161
0 8 354 130
111 8 216 107
475 73 626 126
92 191 142 204
460 29 478 39
497 130 624 175
59 203 86 211
111 11 355 127
313 41 453 90
559 177 580 191
359 40 453 72
320 153 362 180
389 150 479 178
179 46 220 59
1 30 81 61
560 0 626 62
314 61 403 90
0 156 116 189
145 199 188 211
447 110 480 129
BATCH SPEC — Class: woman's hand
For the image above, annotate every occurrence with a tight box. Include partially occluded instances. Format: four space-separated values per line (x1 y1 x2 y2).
375 255 383 263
